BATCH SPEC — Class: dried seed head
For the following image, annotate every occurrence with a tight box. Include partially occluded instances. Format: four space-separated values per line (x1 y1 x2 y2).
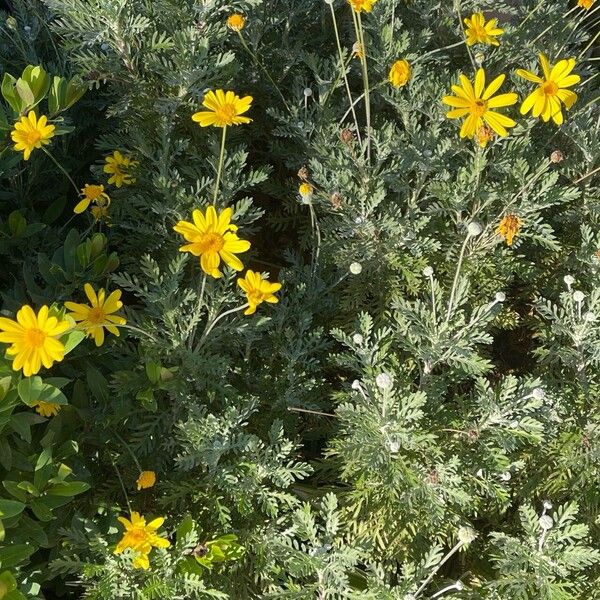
550 150 564 163
330 191 343 209
340 128 354 144
297 166 310 181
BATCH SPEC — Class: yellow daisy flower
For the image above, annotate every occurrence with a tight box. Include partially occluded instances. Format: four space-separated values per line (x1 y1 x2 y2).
227 13 246 31
237 270 282 315
516 54 580 125
464 13 504 46
136 471 156 490
35 401 61 418
348 0 377 13
10 111 55 161
388 59 412 88
191 90 253 128
0 305 70 377
74 184 111 214
173 205 251 278
578 0 594 9
442 68 518 139
103 151 137 187
496 214 523 246
64 284 126 347
114 512 170 570
299 182 314 200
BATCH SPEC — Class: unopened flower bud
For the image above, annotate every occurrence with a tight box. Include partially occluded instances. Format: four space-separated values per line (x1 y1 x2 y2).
495 292 506 302
532 387 545 400
584 311 596 322
539 515 553 530
467 221 482 237
375 373 392 390
458 526 477 544
423 266 434 277
303 87 313 97
474 52 485 65
353 333 364 345
351 380 361 390
563 275 575 287
349 262 362 275
340 128 354 144
550 150 564 163
297 166 309 181
573 290 585 303
543 500 553 510
500 471 512 481
330 191 343 209
388 440 400 453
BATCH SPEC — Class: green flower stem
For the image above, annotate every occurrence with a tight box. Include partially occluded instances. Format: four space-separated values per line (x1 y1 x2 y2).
327 2 362 145
197 303 248 349
414 40 465 64
308 201 321 277
236 32 291 113
112 429 143 472
444 233 471 325
111 458 133 514
413 540 465 598
454 2 476 71
42 147 80 197
213 125 227 203
121 323 158 343
355 11 372 163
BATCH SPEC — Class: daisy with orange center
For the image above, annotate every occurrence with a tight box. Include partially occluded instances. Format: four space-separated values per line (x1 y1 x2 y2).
442 68 518 139
227 13 245 31
237 271 282 315
496 214 523 246
114 512 170 570
516 54 580 125
174 205 251 278
64 284 126 347
348 0 377 12
103 151 137 187
11 111 55 160
463 13 504 46
0 305 70 377
74 184 111 214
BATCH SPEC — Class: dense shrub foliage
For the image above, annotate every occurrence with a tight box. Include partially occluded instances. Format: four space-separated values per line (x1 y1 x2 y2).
0 0 599 598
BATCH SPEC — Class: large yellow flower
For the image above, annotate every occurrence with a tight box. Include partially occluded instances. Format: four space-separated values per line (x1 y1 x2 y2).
64 284 126 347
442 68 518 139
237 270 282 315
348 0 377 12
0 305 70 377
74 184 110 214
464 13 504 46
578 0 594 9
103 151 137 187
10 111 55 160
173 206 251 278
192 90 253 128
389 60 412 88
516 54 580 125
114 512 170 570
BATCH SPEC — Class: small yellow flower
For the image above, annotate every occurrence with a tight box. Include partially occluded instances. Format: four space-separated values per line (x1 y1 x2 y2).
64 284 126 347
227 13 246 31
35 401 61 418
299 182 313 200
348 0 377 13
10 111 55 161
74 184 111 214
476 124 494 147
103 151 137 187
136 471 156 490
517 54 580 125
463 13 504 46
388 60 412 88
0 306 70 377
352 42 364 60
578 0 594 9
496 214 522 246
238 270 282 315
174 206 251 278
114 512 170 570
192 90 253 128
442 68 518 139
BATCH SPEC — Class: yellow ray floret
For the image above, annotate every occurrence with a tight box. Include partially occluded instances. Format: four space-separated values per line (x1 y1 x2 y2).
174 205 251 278
0 305 70 376
442 68 518 140
237 270 282 315
64 284 126 347
11 111 55 160
464 12 504 46
516 54 580 125
192 90 253 128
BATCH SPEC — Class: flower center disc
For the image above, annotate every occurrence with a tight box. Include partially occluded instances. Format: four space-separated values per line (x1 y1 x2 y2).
216 104 237 125
197 232 225 253
88 307 106 324
543 81 559 95
473 99 488 117
248 290 266 305
25 328 46 348
25 130 42 145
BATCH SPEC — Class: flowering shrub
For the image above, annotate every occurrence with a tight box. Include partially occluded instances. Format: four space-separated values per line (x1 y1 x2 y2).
0 0 598 598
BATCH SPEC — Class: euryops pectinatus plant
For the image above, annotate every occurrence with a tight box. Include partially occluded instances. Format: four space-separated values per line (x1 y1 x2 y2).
0 0 598 598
